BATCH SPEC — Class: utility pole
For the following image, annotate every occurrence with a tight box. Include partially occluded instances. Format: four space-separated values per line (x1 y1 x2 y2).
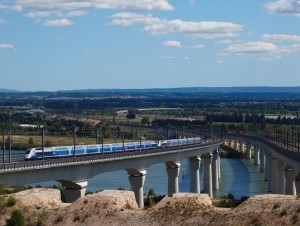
2 131 5 164
73 129 76 157
42 129 45 161
9 129 11 163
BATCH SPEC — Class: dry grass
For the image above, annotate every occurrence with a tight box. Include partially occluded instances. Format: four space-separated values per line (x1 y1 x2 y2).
11 135 135 148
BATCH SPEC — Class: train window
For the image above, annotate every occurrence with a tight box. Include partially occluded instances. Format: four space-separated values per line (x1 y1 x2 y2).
25 150 31 154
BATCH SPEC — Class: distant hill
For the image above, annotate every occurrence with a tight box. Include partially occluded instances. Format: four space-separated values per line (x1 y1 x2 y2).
0 88 19 93
59 86 300 93
2 87 300 93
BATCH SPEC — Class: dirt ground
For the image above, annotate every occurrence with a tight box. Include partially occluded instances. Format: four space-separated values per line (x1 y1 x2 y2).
1 188 299 226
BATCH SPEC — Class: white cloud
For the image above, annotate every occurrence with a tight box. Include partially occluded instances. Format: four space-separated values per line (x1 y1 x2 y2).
0 19 8 24
215 39 234 45
26 11 54 18
43 18 74 27
222 41 278 55
144 20 243 38
110 12 161 26
0 0 174 21
26 10 88 19
110 12 243 39
193 44 204 48
162 40 182 48
265 0 300 16
183 56 190 60
262 34 300 42
216 60 223 64
57 10 87 18
0 44 16 51
222 37 300 60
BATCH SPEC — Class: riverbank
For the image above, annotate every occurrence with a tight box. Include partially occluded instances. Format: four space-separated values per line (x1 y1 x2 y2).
1 188 299 225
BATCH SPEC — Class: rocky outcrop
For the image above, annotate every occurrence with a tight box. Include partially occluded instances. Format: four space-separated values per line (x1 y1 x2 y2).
1 189 299 226
12 188 63 208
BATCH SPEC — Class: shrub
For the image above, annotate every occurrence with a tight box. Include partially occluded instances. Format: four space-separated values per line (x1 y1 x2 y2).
73 215 80 222
227 193 234 200
36 211 48 226
249 217 260 226
273 203 280 209
6 196 16 207
125 202 133 210
240 196 249 202
218 198 234 208
291 214 298 224
117 187 125 190
168 193 173 197
148 189 156 197
279 209 287 217
0 184 5 195
54 215 64 223
6 209 24 226
85 191 93 196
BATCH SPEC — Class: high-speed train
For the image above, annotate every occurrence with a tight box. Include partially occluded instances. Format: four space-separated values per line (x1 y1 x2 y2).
24 137 203 160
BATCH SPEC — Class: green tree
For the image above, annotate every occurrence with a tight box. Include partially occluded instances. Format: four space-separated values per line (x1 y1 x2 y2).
141 117 150 125
126 109 136 119
28 138 34 147
147 188 156 197
6 209 24 226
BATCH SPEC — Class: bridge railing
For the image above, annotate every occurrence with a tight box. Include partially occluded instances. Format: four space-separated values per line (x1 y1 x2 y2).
0 139 222 171
225 129 300 153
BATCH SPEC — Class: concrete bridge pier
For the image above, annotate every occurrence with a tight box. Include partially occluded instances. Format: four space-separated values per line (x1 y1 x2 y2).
203 153 213 199
212 150 219 190
271 157 279 193
259 149 265 172
58 180 88 203
267 153 273 191
277 159 286 194
285 168 296 195
189 156 201 193
239 141 244 153
224 139 229 146
254 147 260 165
218 149 221 179
246 144 252 159
296 174 300 194
234 140 238 150
127 169 147 208
166 162 180 194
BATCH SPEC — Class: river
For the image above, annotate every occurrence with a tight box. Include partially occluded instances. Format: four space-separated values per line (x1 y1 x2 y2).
88 158 268 199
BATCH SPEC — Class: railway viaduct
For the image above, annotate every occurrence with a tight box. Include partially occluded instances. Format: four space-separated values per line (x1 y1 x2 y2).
0 141 221 208
224 134 300 196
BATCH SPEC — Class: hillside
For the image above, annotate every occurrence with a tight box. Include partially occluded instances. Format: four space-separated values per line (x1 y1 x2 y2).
1 188 299 225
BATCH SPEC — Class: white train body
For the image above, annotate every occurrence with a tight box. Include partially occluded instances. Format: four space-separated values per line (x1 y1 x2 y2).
25 137 203 160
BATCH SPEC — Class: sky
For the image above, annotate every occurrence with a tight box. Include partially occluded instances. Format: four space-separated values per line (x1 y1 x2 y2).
1 0 300 91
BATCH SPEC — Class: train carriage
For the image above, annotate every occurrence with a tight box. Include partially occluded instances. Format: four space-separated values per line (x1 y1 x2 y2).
24 137 202 160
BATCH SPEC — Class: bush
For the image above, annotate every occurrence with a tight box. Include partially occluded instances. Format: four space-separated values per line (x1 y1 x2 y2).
240 196 249 202
117 187 125 190
6 209 24 226
218 198 234 208
168 193 173 197
273 203 281 209
6 196 16 207
148 189 156 197
279 209 287 217
227 193 234 200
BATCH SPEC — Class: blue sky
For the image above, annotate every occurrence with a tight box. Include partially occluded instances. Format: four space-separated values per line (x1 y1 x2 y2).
1 0 300 91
